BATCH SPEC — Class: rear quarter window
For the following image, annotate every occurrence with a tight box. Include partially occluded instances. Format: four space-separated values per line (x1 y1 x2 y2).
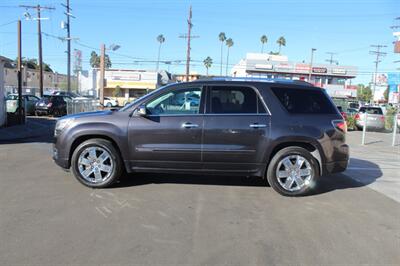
359 107 383 115
271 87 337 114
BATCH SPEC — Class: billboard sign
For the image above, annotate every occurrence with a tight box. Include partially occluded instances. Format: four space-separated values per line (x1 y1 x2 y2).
332 68 347 75
295 64 310 72
312 67 327 73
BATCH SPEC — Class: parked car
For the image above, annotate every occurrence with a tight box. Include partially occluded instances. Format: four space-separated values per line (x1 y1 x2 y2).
52 91 81 98
103 97 118 107
347 108 358 116
354 106 385 131
53 78 349 197
336 106 347 120
6 94 40 115
35 95 72 117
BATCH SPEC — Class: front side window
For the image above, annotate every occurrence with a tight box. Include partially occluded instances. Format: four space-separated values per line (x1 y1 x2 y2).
209 86 266 114
146 87 202 115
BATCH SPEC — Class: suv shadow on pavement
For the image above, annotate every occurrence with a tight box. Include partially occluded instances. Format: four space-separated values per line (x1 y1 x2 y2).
0 117 56 145
112 157 382 196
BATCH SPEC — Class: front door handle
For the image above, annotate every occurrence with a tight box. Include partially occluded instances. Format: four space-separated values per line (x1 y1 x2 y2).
182 122 199 129
249 123 267 128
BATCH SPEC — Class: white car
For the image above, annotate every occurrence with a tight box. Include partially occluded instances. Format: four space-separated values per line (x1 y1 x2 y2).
103 97 118 107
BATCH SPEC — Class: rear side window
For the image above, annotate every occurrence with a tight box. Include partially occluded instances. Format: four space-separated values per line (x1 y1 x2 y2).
359 107 383 115
271 87 337 114
209 86 266 114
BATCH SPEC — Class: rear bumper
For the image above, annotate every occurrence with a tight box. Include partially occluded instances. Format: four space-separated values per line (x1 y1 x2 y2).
323 143 349 174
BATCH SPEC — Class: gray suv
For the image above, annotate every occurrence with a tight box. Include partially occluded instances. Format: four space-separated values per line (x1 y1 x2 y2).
53 78 349 196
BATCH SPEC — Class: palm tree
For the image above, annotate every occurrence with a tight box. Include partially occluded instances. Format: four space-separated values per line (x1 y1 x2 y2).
156 34 165 71
218 32 226 76
260 35 268 53
203 56 213 76
277 36 286 54
225 38 234 76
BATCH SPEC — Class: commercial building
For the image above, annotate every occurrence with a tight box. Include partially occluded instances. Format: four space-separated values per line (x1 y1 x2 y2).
78 69 172 105
231 53 358 98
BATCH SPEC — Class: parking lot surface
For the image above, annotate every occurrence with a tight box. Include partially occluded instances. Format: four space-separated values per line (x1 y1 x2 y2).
0 119 399 265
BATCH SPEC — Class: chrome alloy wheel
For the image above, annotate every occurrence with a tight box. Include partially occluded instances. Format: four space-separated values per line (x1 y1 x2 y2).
78 147 114 184
276 155 313 192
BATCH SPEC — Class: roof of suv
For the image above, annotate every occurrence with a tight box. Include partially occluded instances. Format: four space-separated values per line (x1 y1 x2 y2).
189 77 314 87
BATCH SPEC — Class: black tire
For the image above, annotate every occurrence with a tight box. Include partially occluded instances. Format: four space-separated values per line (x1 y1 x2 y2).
71 138 123 188
266 147 319 197
106 102 112 108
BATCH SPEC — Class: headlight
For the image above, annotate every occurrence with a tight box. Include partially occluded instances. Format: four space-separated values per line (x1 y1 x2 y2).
55 118 74 136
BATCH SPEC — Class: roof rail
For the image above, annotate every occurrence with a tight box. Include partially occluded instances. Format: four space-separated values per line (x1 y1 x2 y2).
198 76 313 86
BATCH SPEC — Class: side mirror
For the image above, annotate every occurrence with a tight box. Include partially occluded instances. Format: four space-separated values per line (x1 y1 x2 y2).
136 105 147 116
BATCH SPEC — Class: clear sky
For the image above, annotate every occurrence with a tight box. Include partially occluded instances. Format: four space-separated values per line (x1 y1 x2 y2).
0 0 399 84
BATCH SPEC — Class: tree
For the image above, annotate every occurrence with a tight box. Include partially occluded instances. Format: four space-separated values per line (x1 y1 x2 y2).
13 57 53 72
260 35 268 53
203 56 213 76
113 85 123 97
357 84 372 102
90 51 111 69
156 34 165 72
225 38 234 76
218 32 226 76
384 86 389 102
277 36 286 54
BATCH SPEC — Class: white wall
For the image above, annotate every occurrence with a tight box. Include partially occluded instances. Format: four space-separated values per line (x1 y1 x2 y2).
0 61 5 127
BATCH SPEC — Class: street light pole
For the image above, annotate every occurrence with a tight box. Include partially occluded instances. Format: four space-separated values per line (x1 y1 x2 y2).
308 48 316 83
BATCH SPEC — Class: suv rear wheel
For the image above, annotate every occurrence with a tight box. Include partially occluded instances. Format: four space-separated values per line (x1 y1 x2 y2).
267 147 319 196
71 139 122 188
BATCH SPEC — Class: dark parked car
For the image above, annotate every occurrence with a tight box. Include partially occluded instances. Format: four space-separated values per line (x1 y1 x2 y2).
53 78 349 196
35 95 72 117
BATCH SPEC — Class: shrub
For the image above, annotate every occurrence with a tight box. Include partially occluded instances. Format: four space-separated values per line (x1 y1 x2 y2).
346 115 356 131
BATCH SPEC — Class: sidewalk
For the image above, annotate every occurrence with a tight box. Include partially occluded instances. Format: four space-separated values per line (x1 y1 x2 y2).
345 131 400 203
0 117 56 143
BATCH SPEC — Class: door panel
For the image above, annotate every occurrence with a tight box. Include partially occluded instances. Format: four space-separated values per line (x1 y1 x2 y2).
202 115 270 172
202 85 270 173
128 86 204 171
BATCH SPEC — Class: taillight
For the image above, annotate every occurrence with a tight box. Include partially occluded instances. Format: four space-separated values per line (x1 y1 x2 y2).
47 102 53 108
332 120 347 133
354 113 360 120
380 115 385 122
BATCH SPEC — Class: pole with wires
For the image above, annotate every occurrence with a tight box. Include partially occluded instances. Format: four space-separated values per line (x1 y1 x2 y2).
369 45 387 104
20 4 55 97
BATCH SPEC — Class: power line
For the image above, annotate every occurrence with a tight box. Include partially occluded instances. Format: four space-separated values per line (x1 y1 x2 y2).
19 4 55 97
325 52 338 65
369 44 387 103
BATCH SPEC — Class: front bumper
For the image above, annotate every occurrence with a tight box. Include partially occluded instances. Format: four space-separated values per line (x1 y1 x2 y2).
52 142 70 170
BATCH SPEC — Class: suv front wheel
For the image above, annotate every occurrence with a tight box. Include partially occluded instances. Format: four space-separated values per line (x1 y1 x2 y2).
267 147 319 196
71 139 122 188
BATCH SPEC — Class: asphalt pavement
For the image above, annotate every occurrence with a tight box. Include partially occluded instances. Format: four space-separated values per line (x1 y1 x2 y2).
0 119 399 265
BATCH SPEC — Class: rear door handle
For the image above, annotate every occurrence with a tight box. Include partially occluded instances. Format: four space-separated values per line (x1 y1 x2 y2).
249 123 267 128
182 122 199 129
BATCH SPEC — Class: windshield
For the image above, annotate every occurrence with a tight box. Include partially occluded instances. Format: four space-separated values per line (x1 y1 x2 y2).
6 95 18 100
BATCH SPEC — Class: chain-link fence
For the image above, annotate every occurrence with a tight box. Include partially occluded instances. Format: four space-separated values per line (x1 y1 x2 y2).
66 99 100 115
346 111 400 146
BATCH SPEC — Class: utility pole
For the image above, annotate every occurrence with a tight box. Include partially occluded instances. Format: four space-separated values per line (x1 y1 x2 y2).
325 52 338 65
17 20 24 124
20 4 55 97
369 45 387 103
308 48 317 82
99 44 105 106
179 6 199 82
61 0 74 93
